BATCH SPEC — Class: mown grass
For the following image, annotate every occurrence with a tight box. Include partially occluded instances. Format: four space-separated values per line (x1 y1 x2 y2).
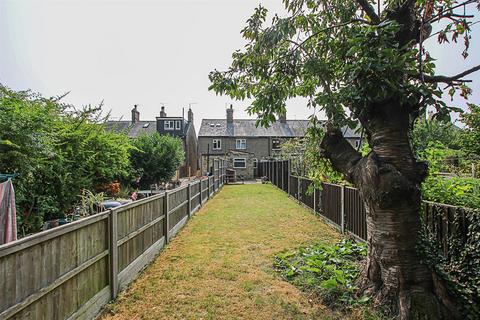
101 184 360 320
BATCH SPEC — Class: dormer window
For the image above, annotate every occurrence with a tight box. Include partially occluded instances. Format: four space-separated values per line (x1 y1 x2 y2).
165 120 174 130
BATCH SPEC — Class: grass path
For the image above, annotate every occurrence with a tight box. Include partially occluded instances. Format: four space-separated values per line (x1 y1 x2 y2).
102 184 341 320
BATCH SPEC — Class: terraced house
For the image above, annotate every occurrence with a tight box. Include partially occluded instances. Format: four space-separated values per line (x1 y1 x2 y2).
198 105 362 180
106 105 199 177
198 105 362 179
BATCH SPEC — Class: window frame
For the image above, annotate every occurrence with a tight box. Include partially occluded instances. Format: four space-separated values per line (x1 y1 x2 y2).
232 158 247 169
175 120 181 130
253 158 258 169
164 120 174 130
235 139 247 150
272 138 281 150
212 139 222 150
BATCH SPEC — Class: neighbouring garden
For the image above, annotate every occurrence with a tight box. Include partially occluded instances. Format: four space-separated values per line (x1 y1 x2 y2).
0 85 185 236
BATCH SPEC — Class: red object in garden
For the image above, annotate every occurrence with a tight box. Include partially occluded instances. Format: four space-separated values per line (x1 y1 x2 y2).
130 192 138 201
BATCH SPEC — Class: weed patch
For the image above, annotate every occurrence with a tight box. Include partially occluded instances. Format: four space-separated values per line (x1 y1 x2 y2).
274 239 369 308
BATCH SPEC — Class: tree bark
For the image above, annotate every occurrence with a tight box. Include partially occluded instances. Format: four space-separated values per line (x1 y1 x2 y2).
320 100 458 319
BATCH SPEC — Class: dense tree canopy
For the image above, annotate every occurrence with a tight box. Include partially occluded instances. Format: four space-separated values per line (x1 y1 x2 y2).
209 1 479 318
130 133 185 188
0 85 132 234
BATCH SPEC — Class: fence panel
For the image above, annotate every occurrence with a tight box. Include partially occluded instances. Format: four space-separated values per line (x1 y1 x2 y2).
0 213 110 320
190 181 201 211
321 183 342 227
289 175 298 199
116 195 165 274
209 176 214 196
282 161 288 192
298 177 314 210
423 201 469 258
344 187 367 241
201 179 209 203
168 187 189 237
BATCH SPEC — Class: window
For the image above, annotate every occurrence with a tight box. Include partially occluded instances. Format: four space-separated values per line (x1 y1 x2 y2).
212 139 221 150
272 138 281 150
253 158 258 168
175 121 181 130
233 158 246 168
236 139 246 150
164 120 174 130
355 140 360 148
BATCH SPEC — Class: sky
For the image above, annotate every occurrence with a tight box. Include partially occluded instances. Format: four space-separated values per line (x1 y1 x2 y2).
1 0 479 131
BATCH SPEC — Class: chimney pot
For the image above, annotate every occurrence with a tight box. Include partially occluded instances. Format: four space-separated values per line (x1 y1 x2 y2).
188 107 194 123
131 104 140 124
226 104 234 123
160 106 167 118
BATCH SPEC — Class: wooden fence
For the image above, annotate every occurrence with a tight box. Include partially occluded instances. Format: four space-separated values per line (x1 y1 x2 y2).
259 160 473 253
0 159 227 320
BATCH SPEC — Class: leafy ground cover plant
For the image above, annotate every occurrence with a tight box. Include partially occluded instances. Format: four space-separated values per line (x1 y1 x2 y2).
274 239 369 308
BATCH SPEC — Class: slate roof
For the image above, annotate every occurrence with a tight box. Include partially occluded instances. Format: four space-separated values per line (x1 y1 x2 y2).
198 119 361 138
198 119 310 137
104 121 157 138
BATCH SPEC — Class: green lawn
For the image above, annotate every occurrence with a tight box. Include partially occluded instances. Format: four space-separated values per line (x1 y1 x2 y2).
102 184 343 320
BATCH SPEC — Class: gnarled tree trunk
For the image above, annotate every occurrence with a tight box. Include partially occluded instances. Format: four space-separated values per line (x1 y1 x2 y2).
320 100 457 319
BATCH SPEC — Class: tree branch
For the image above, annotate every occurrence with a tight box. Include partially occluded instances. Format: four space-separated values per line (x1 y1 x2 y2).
320 124 362 183
421 65 480 83
356 0 381 24
426 0 476 24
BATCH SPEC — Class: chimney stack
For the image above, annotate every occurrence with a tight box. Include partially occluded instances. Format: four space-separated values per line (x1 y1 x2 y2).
188 107 194 123
160 106 167 118
131 104 140 124
226 104 234 123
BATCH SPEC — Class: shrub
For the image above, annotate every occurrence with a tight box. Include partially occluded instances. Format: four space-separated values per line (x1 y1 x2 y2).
130 133 184 188
0 85 132 235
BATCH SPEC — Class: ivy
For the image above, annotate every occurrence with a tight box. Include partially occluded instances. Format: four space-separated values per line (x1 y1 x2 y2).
419 208 480 319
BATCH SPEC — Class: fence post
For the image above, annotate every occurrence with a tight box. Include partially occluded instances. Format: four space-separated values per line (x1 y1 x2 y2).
187 183 192 218
287 160 291 195
207 177 210 199
340 185 345 234
281 161 284 190
199 180 203 206
108 209 118 299
163 192 170 243
297 177 301 201
313 186 316 213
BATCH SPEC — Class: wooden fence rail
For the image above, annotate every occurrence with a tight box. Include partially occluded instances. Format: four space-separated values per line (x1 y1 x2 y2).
0 159 227 320
260 160 474 252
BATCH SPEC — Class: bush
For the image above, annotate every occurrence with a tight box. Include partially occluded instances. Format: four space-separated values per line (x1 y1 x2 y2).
0 86 132 235
130 133 185 188
422 176 480 208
